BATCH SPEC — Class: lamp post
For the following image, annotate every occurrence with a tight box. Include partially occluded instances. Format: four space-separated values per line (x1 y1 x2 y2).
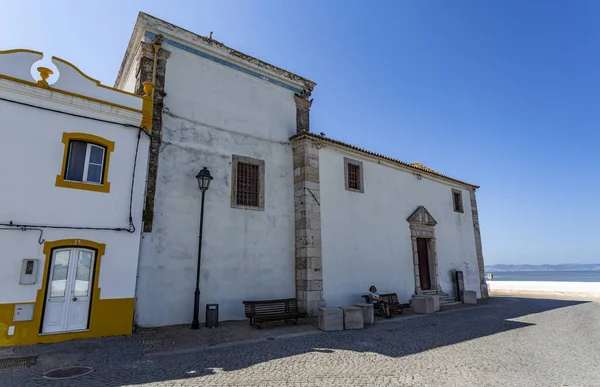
191 167 213 330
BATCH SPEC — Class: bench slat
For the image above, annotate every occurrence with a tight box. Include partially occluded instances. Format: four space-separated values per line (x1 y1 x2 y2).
242 298 303 326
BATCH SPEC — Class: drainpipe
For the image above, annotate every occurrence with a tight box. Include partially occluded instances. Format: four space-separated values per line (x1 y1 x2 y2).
132 33 164 331
151 34 164 98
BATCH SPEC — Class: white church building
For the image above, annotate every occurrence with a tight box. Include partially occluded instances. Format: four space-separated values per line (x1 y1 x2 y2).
114 13 488 327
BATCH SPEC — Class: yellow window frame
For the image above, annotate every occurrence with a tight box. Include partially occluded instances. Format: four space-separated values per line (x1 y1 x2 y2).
55 132 115 193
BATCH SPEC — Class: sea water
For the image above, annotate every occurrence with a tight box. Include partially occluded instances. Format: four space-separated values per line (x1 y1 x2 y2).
487 270 600 283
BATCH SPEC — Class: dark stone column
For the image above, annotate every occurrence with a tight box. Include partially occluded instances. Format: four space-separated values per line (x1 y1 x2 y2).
134 40 170 233
294 89 313 133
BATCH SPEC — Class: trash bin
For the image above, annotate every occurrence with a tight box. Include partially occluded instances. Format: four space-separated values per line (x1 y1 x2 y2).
205 304 219 328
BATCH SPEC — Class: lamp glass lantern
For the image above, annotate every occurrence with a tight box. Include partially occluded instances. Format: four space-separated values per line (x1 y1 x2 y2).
196 167 213 192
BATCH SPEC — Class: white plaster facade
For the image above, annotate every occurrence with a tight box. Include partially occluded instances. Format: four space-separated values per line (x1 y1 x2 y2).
115 14 314 326
0 49 150 345
115 13 486 327
319 147 482 308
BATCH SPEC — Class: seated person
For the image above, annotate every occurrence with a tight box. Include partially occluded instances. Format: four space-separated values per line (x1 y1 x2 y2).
368 285 391 318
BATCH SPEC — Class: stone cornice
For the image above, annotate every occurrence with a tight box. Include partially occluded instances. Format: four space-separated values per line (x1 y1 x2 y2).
0 77 142 127
116 12 316 94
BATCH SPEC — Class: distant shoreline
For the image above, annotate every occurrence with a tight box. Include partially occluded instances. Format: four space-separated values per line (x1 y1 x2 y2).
487 269 600 272
486 265 600 272
485 270 600 283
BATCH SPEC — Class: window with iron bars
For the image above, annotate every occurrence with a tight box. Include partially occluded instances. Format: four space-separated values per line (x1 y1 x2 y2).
347 163 361 191
236 162 259 207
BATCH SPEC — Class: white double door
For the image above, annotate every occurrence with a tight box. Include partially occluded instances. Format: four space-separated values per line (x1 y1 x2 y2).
42 248 95 334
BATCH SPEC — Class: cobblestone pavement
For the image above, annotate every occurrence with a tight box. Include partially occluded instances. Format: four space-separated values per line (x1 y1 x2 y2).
2 297 599 386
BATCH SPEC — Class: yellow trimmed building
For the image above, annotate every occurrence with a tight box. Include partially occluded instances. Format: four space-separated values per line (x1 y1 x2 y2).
0 49 152 346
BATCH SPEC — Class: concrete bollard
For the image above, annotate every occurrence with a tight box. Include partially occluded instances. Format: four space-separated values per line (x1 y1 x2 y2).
411 296 436 314
339 307 364 330
353 303 374 325
318 307 344 331
461 290 477 305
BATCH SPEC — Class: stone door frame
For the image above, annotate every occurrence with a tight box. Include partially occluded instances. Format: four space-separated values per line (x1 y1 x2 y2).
407 206 441 295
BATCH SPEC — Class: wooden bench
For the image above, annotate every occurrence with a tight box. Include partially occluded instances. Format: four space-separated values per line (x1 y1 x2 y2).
361 293 410 315
242 298 304 327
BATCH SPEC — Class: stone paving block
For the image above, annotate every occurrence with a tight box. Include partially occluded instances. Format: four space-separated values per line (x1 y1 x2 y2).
340 307 364 330
2 298 598 386
318 307 343 331
353 303 374 325
462 290 477 305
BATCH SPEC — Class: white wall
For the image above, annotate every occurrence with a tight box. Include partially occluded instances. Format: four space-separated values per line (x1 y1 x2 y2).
135 44 298 326
0 98 149 303
319 146 480 308
119 64 137 94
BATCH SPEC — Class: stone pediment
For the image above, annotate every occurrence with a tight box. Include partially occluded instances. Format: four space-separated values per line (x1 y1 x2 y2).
407 206 437 226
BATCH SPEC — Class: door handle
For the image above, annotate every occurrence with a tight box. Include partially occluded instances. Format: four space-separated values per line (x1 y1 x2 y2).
72 297 78 301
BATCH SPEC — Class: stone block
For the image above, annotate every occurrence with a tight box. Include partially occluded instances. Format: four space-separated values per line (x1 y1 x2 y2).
411 296 436 314
318 307 344 331
353 303 374 325
296 268 322 281
340 307 364 330
295 247 321 259
462 290 477 305
295 259 307 269
307 257 322 269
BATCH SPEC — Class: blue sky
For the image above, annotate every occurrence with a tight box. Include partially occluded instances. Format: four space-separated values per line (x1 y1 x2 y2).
2 1 598 265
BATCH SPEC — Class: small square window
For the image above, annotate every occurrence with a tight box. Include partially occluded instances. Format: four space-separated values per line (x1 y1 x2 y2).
65 141 106 184
344 157 364 193
452 189 464 213
56 133 114 193
231 155 265 210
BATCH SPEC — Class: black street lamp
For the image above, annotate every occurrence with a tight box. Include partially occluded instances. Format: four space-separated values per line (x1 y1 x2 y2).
191 167 213 330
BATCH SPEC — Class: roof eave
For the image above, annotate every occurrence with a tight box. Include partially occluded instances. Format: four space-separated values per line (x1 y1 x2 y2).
290 132 480 190
115 12 316 91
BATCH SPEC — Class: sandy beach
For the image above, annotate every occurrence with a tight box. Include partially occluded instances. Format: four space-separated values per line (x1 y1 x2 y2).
487 280 600 300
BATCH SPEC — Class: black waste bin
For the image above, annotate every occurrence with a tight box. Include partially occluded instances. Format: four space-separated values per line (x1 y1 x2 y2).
205 304 219 328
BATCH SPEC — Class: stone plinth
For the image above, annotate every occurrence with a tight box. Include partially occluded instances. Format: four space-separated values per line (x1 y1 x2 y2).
340 307 364 330
318 307 343 331
353 303 374 325
412 296 437 314
462 290 477 305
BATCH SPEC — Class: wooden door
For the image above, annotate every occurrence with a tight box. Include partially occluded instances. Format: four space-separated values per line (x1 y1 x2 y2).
417 238 431 290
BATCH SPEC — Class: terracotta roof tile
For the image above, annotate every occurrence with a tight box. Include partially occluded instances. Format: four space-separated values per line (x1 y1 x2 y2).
290 132 479 189
411 162 437 174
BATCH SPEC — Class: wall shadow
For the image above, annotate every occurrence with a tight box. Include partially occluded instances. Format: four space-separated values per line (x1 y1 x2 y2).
3 297 591 387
